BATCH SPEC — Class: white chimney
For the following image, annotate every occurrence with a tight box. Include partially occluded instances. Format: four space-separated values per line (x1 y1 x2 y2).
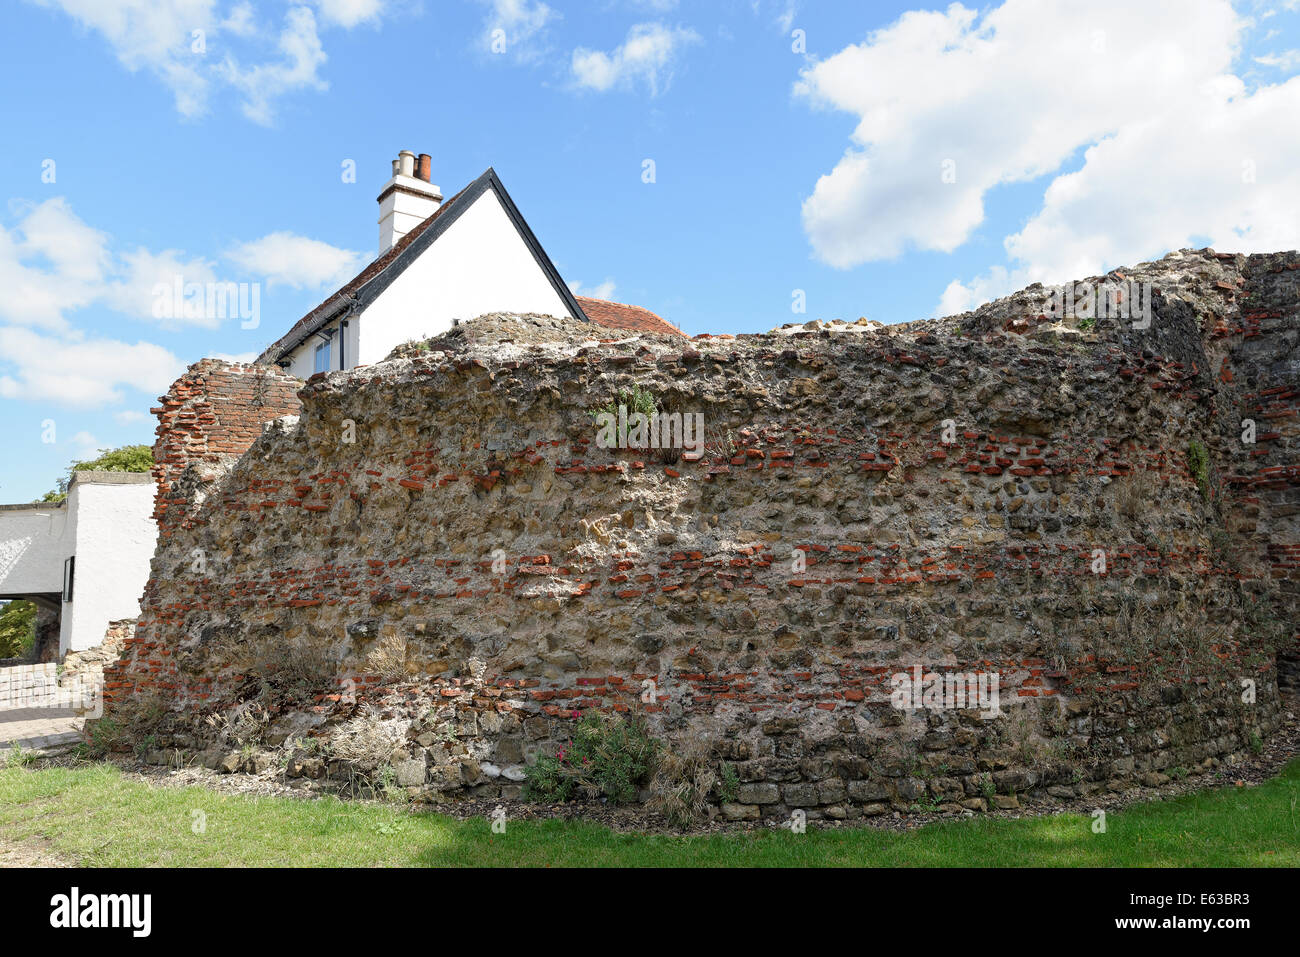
377 150 442 254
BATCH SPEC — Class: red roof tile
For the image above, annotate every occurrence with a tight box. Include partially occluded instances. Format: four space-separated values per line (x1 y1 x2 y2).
575 296 686 338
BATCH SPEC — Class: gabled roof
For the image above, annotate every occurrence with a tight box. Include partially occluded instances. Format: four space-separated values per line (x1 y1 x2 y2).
575 296 686 338
256 167 589 365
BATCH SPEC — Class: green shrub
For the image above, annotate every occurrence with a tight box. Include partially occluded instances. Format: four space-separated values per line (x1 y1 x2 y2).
83 716 126 758
523 712 659 804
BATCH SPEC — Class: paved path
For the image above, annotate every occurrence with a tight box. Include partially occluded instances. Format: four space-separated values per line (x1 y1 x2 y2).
0 707 82 751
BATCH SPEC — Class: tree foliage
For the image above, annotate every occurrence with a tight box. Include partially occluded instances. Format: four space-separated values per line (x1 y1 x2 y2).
39 444 153 503
0 600 37 659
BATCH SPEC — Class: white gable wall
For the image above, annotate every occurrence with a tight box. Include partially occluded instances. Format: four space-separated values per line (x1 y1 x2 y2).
0 476 156 656
356 186 572 366
61 479 156 654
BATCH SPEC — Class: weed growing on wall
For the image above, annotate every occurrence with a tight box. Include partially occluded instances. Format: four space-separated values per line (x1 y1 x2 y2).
82 689 169 757
588 384 657 422
1187 439 1211 502
206 703 271 750
717 762 740 804
81 717 126 758
649 739 722 828
1114 467 1157 520
588 382 705 460
523 712 658 804
245 633 338 702
331 708 411 796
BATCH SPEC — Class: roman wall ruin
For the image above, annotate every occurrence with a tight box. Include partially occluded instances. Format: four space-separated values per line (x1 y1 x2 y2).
98 249 1298 821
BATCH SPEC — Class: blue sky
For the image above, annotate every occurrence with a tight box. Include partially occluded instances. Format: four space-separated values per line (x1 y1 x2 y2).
2 0 1299 502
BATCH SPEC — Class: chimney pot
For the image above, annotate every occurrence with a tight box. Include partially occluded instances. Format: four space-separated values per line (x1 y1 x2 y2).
377 150 443 254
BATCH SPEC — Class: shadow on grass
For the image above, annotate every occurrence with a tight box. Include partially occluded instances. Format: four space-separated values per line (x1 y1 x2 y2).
407 760 1300 868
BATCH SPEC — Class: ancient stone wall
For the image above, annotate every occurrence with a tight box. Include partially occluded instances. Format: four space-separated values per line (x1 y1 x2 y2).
100 250 1297 821
149 360 302 539
62 618 134 704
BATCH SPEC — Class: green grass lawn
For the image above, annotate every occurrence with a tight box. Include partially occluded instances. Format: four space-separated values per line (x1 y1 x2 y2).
1 759 1297 867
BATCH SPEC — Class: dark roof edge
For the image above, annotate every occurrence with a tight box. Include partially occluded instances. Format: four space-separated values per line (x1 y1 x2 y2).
257 167 587 364
255 290 351 365
482 168 590 325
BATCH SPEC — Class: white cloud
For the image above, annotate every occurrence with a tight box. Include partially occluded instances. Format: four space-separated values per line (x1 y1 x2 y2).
569 278 618 300
795 0 1254 272
775 2 798 34
0 326 185 406
225 232 362 289
314 0 383 29
29 0 375 123
106 247 223 329
28 0 215 116
0 198 110 331
15 196 112 285
218 6 328 125
0 197 352 329
1255 49 1300 69
113 409 149 424
751 0 798 33
941 74 1300 312
937 265 1023 317
572 22 700 94
478 0 556 60
208 351 258 364
0 198 232 329
68 431 103 459
221 2 256 36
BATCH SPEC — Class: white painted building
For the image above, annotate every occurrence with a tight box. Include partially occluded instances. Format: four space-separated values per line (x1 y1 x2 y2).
257 150 682 376
0 472 155 655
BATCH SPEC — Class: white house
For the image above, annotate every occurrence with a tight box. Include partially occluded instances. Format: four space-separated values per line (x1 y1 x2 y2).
0 472 156 656
257 150 683 376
